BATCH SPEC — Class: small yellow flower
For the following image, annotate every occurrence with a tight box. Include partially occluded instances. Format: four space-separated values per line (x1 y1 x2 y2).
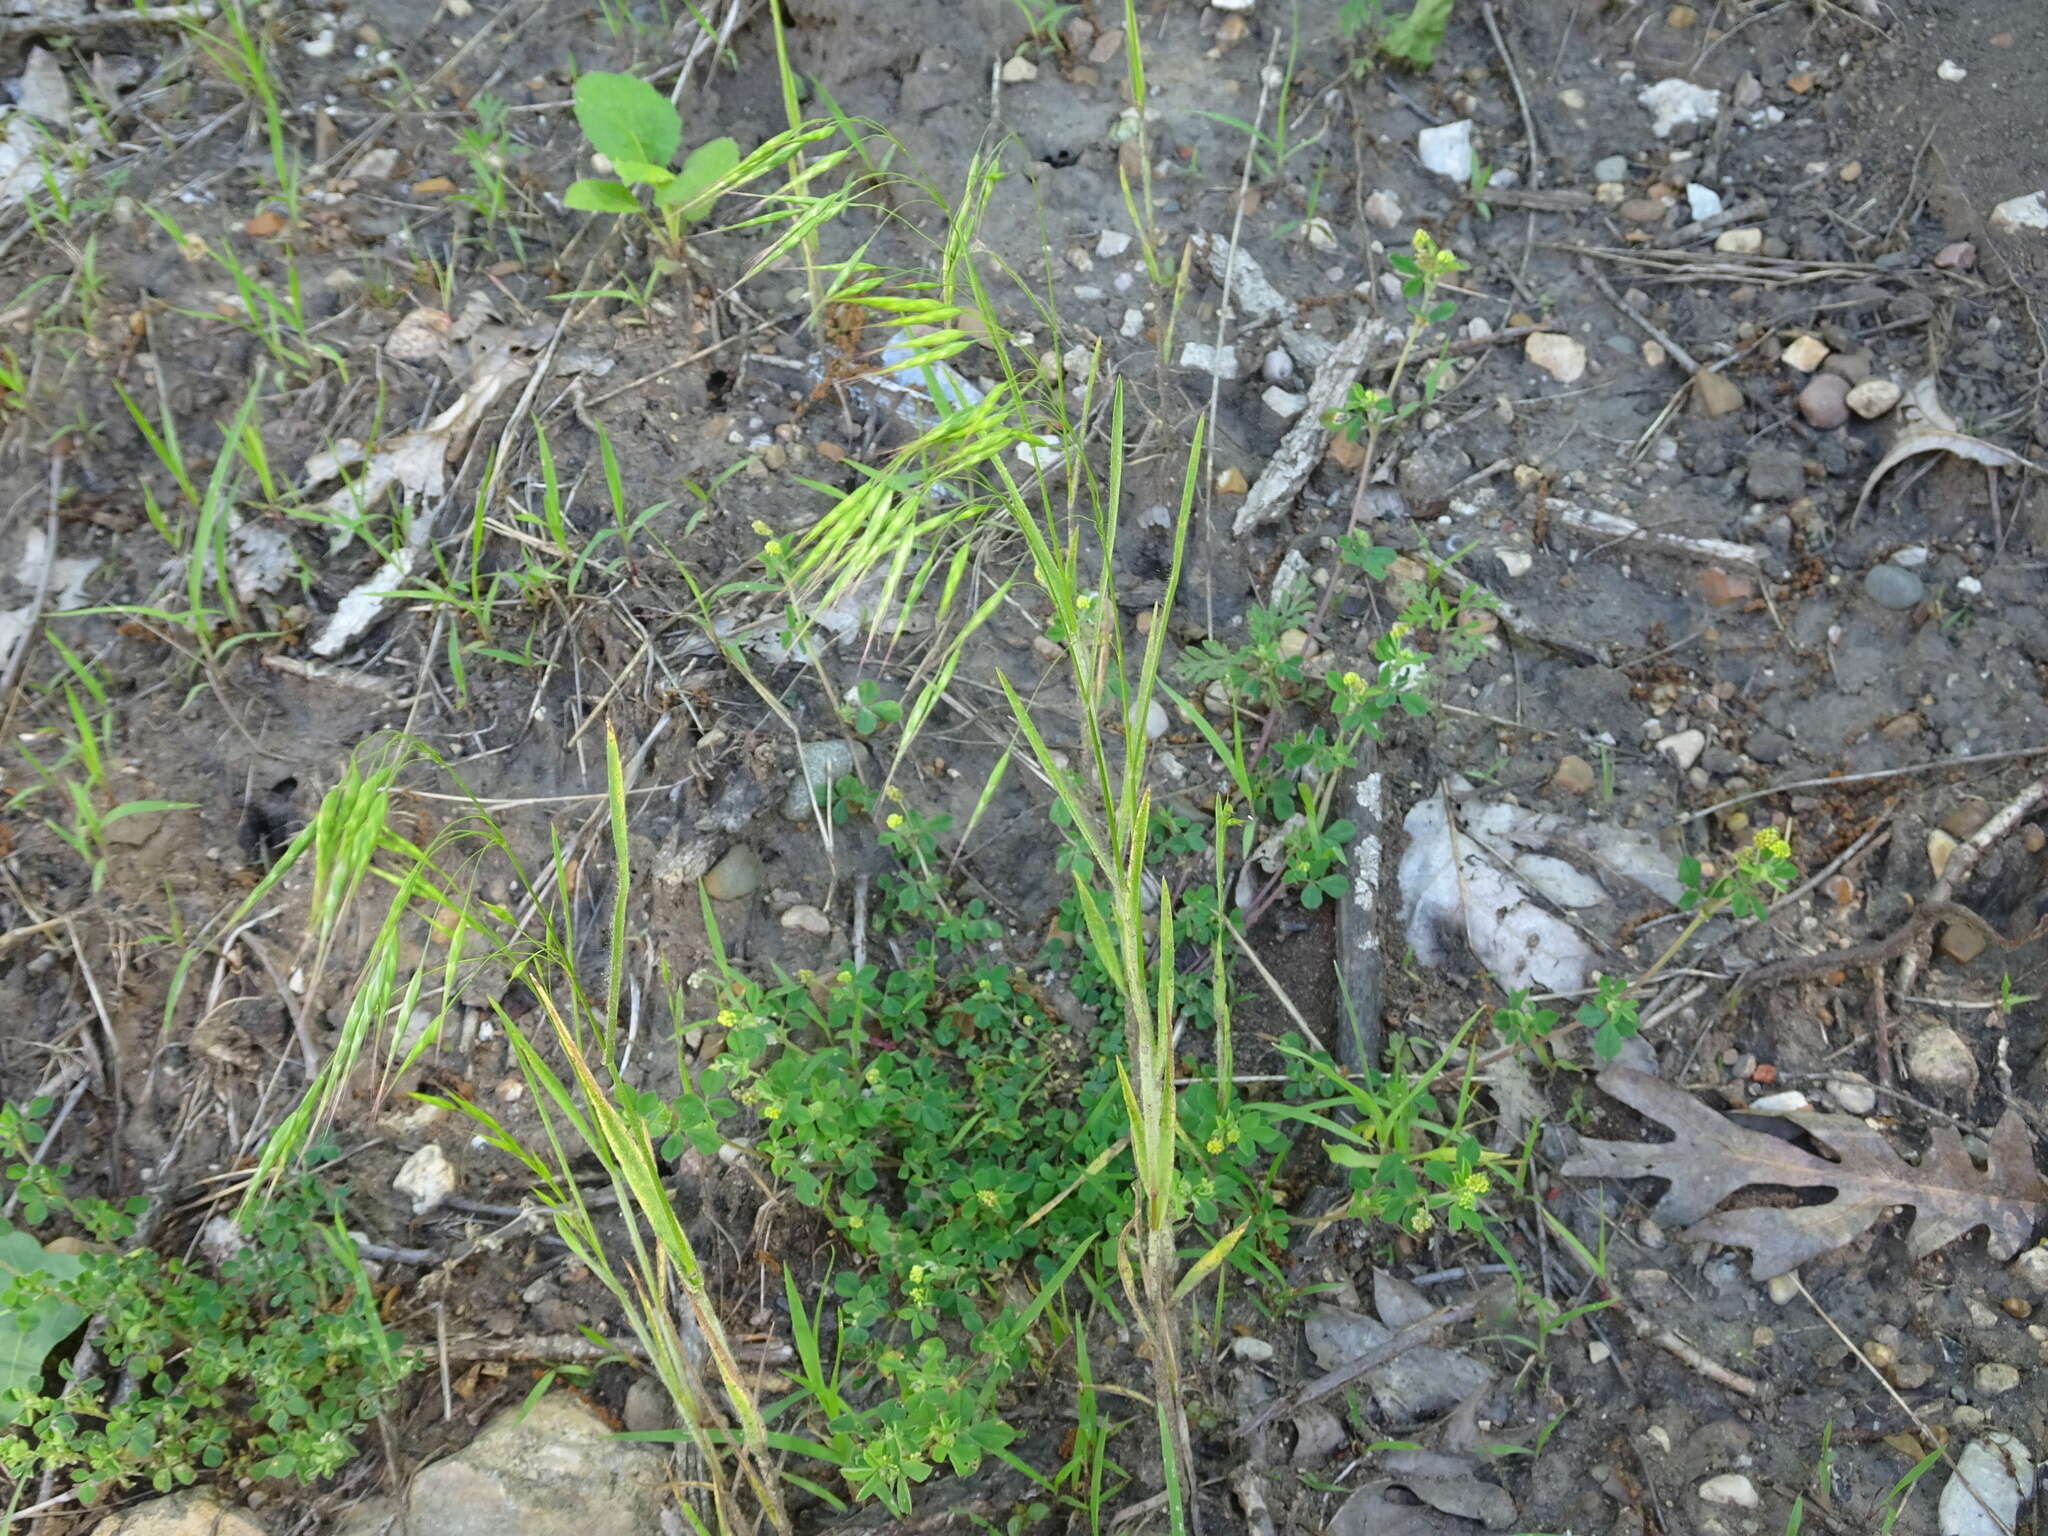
761 1102 782 1121
763 539 785 559
1752 827 1791 860
1205 1136 1225 1156
909 1264 926 1284
716 1008 738 1028
1408 1206 1433 1234
975 1188 1000 1209
886 813 904 830
751 519 773 536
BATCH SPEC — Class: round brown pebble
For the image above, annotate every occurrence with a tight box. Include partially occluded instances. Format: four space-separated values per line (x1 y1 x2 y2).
2004 1297 2034 1320
1796 373 1850 429
1552 754 1597 794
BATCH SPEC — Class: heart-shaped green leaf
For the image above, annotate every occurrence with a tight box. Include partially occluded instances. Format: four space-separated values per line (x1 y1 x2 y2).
655 136 739 223
564 179 643 214
571 71 680 169
0 1232 87 1426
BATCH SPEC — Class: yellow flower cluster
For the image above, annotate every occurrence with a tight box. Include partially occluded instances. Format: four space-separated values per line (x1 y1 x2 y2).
1751 826 1791 860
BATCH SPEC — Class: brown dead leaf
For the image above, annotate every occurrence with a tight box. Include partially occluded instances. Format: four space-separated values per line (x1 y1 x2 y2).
411 175 457 195
1563 1067 2047 1279
243 209 286 237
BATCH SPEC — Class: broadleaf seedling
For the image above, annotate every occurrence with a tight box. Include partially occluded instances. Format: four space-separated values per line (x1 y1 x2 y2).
564 72 739 258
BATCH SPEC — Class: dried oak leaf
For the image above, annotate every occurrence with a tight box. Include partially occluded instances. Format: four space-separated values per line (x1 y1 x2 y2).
1562 1068 2047 1279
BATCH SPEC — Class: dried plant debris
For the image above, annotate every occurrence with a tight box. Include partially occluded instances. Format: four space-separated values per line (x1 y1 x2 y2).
1564 1068 2048 1280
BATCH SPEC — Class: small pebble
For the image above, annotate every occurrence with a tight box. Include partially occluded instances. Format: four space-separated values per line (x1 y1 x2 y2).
1656 728 1707 771
1364 189 1404 228
1698 1474 1759 1510
703 844 764 901
1862 563 1924 611
1846 378 1902 418
1905 1024 1977 1096
1781 334 1829 372
1262 348 1295 385
2003 1297 2033 1320
1095 229 1132 259
1714 227 1763 255
1552 754 1596 794
778 904 831 936
1796 372 1850 428
1588 1340 1612 1364
1231 1336 1275 1362
1926 828 1959 880
1827 1076 1877 1115
1593 154 1630 183
1768 1273 1800 1305
1262 385 1306 418
999 54 1038 83
1974 1362 2021 1396
2012 1248 2048 1294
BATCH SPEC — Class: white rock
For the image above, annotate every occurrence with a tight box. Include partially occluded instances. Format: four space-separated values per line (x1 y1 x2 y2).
1656 728 1707 771
301 27 337 58
1939 1433 2033 1536
779 904 831 936
1143 699 1169 739
1989 192 2048 237
1304 216 1338 253
1685 182 1723 221
1936 59 1968 82
1120 307 1145 339
1231 1336 1275 1362
1178 342 1239 380
1212 0 1255 9
1262 348 1294 384
1846 378 1902 418
1975 1363 2021 1396
1714 227 1764 254
1781 334 1829 372
1638 78 1721 138
1364 189 1404 229
999 55 1038 83
1559 88 1587 111
1698 1474 1759 1509
1497 549 1533 578
1095 229 1132 259
1767 1272 1800 1305
1587 1340 1611 1364
1892 544 1931 567
2011 1247 2048 1295
1906 1024 1977 1096
1262 385 1307 418
394 1144 455 1215
1828 1076 1878 1115
1418 119 1475 181
1524 332 1587 384
1750 1091 1811 1113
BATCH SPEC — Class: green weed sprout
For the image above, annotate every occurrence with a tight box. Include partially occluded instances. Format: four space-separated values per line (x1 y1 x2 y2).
564 71 739 261
1491 827 1800 1064
1329 229 1466 521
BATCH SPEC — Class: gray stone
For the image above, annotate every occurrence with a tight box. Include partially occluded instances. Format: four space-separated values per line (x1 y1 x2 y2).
1827 1076 1878 1115
702 844 763 902
2010 1247 2048 1295
1974 1362 2022 1396
406 1394 669 1536
782 740 857 819
1744 448 1804 501
1397 442 1474 504
94 1494 271 1536
1905 1023 1977 1096
1863 563 1925 611
1593 155 1629 183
